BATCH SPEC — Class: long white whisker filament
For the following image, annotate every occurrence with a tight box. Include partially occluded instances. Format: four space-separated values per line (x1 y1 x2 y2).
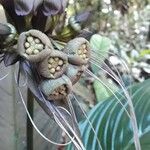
0 73 9 81
91 50 130 72
17 87 72 146
53 114 82 150
91 53 123 82
71 94 103 150
91 50 130 81
91 51 131 91
38 90 85 150
53 106 86 150
85 69 131 119
90 59 128 100
53 108 86 150
91 50 133 113
86 69 141 150
14 69 27 87
67 96 80 129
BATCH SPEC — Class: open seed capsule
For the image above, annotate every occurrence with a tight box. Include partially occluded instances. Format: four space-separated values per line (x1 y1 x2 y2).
40 75 72 101
65 64 85 85
64 37 90 66
17 29 53 62
38 50 68 79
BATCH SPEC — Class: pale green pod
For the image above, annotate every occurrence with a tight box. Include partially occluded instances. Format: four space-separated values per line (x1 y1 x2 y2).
65 64 85 85
38 50 68 79
64 37 90 66
17 29 53 62
40 75 72 101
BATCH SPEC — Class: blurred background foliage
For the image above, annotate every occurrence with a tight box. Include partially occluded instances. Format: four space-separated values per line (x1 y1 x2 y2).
66 0 150 108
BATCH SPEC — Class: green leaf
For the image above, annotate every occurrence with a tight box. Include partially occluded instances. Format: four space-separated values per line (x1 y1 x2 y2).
67 79 150 150
90 34 113 102
90 34 111 72
90 34 111 60
93 76 118 102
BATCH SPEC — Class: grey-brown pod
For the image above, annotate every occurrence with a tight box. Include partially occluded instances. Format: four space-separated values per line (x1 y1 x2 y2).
17 29 53 62
40 75 72 101
38 50 68 79
65 64 85 85
64 37 90 66
2 23 17 46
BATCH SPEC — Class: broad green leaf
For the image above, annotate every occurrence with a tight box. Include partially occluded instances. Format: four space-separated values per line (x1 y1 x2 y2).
93 76 118 102
90 34 113 102
67 79 150 150
90 34 111 72
90 34 111 59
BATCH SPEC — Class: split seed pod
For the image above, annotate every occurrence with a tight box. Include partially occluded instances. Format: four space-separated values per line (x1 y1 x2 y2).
64 37 90 66
38 50 68 79
17 29 53 62
40 75 72 101
65 64 85 85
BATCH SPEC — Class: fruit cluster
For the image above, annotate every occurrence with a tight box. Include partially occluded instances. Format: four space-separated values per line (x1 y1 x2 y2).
17 29 91 101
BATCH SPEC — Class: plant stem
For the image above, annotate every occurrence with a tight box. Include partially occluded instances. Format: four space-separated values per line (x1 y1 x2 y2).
27 89 34 150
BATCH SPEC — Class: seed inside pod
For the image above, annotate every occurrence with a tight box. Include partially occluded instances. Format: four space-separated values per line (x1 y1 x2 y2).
24 42 30 48
64 37 90 66
26 48 33 55
77 43 88 60
35 38 40 43
24 35 45 55
47 56 65 77
33 49 39 54
38 50 68 79
40 75 72 101
50 85 67 97
17 29 53 62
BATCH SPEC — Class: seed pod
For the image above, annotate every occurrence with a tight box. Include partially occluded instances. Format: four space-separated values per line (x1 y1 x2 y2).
38 50 68 79
69 16 81 32
0 23 17 49
17 29 53 62
64 37 90 66
65 64 85 85
40 75 72 101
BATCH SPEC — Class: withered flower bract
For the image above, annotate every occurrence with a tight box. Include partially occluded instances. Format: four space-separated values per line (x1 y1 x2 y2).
14 0 67 16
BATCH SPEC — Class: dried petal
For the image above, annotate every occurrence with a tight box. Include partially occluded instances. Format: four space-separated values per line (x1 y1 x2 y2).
64 37 91 65
33 0 43 12
42 0 65 16
14 0 34 15
17 29 53 62
38 50 68 79
3 52 19 66
40 75 72 100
